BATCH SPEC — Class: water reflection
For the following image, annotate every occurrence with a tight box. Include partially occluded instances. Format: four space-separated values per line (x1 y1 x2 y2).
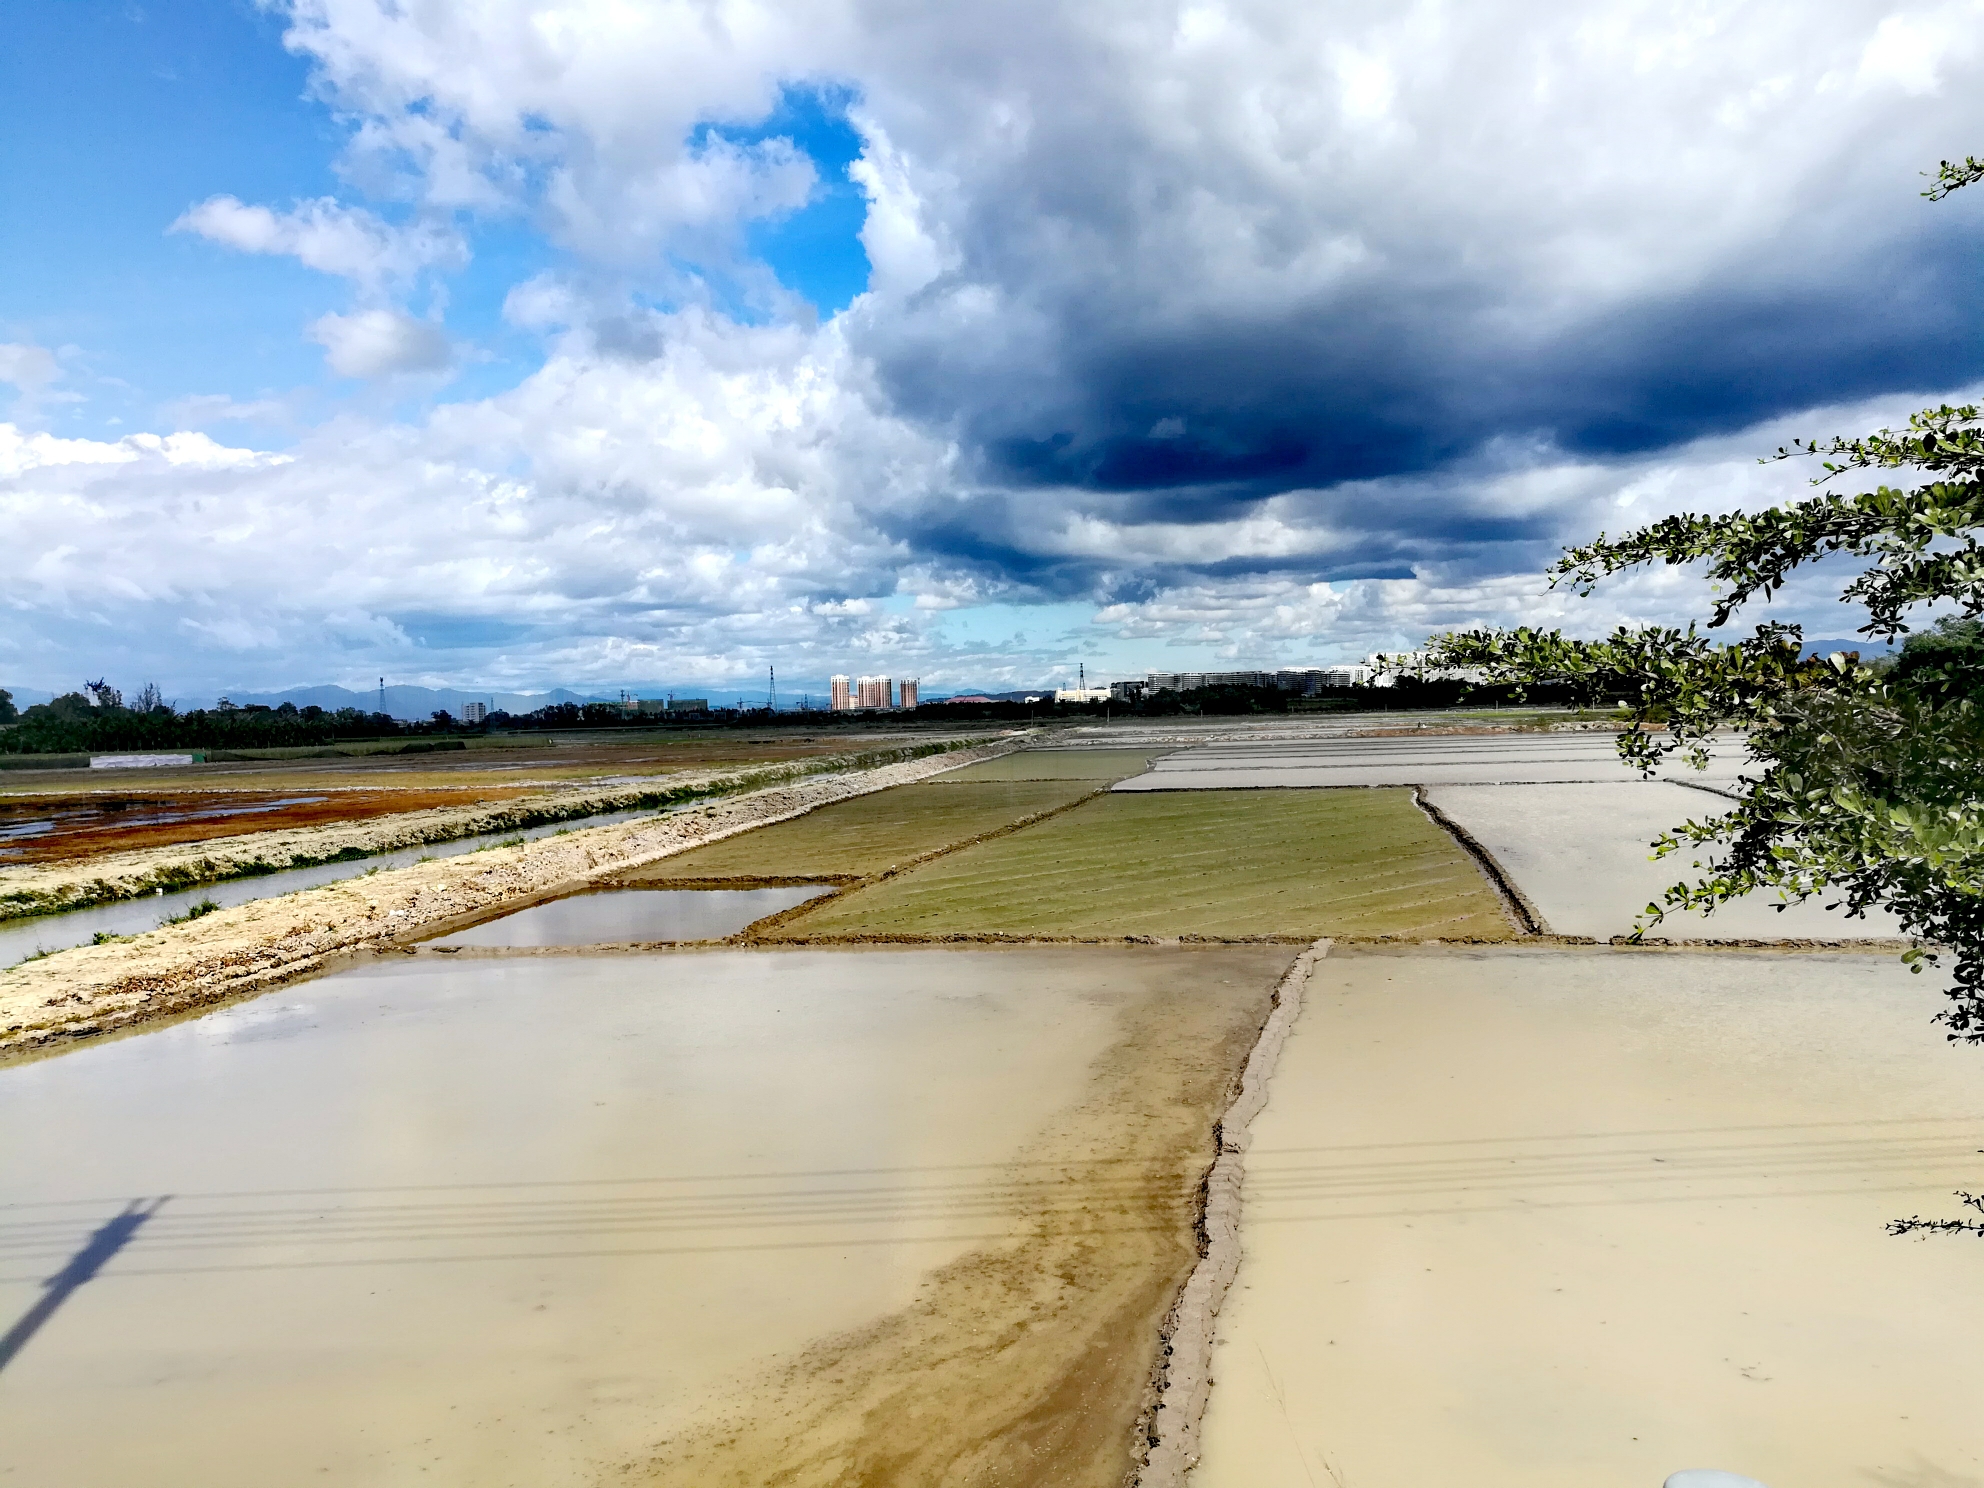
428 885 831 947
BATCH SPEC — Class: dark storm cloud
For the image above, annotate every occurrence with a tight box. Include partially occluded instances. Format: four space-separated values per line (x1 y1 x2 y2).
875 204 1984 522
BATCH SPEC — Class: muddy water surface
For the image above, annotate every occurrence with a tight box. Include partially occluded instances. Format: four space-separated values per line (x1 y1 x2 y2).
0 945 1284 1487
428 884 829 946
1191 947 1984 1487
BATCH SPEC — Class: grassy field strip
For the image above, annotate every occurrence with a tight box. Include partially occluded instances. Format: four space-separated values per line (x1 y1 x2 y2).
763 788 1519 942
1410 787 1546 934
0 739 1026 1062
734 782 1129 939
0 737 1009 922
613 780 1106 887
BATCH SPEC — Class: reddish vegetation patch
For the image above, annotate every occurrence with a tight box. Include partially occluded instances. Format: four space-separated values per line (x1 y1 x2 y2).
0 788 537 865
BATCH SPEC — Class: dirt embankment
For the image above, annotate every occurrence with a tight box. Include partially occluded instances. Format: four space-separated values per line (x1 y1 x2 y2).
0 738 1002 922
0 739 1018 1062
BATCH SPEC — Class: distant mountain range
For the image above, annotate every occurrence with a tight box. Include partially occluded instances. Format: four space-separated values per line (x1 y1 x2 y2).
1798 638 1894 658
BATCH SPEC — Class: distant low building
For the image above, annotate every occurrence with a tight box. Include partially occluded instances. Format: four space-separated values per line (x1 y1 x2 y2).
1109 679 1146 702
1054 687 1111 703
666 698 709 714
1145 670 1276 693
946 694 996 704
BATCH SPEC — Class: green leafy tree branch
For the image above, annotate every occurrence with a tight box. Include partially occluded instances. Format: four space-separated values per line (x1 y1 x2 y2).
1419 158 1984 1044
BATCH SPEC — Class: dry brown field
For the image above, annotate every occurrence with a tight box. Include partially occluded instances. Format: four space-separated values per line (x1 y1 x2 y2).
0 731 924 868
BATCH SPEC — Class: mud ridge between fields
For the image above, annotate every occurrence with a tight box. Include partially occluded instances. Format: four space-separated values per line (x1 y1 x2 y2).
1411 787 1545 935
620 945 1295 1488
1135 942 1325 1487
0 738 1022 1063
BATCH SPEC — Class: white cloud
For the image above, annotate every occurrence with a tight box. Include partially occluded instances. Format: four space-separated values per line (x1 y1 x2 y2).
309 309 454 378
171 195 464 290
0 343 61 393
16 0 1984 693
3 365 1952 695
160 394 293 427
0 423 282 479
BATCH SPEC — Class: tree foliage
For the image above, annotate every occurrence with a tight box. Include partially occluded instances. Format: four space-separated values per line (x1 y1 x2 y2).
1419 159 1984 1044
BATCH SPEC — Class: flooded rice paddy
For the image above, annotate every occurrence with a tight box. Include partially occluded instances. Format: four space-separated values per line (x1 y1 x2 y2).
1190 946 1984 1486
0 943 1290 1486
427 885 830 946
775 787 1513 940
1422 781 1907 939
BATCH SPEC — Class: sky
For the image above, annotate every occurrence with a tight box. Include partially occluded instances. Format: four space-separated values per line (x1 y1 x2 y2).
3 0 1982 701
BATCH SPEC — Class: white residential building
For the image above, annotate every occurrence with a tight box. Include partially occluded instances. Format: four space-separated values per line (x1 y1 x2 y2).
461 701 488 724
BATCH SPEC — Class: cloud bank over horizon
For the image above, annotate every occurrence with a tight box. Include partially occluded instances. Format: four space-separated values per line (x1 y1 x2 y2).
5 0 1983 697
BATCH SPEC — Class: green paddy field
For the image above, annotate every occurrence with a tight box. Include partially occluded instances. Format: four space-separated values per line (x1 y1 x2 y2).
611 779 1104 885
766 787 1515 941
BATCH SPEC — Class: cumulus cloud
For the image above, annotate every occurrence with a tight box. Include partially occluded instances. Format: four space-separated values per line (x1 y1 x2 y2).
0 343 61 394
309 309 454 378
0 307 948 690
15 0 1984 693
171 195 464 290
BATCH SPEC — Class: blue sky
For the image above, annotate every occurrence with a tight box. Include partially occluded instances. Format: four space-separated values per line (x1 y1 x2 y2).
2 1 873 434
4 0 1983 701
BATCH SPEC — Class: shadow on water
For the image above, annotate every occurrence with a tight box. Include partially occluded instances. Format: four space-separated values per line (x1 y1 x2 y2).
0 1198 167 1373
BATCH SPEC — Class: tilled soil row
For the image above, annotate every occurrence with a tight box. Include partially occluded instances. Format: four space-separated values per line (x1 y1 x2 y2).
0 738 1020 1062
0 737 1000 920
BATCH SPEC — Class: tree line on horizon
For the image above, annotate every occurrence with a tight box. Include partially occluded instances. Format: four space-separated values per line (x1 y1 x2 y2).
0 672 1645 754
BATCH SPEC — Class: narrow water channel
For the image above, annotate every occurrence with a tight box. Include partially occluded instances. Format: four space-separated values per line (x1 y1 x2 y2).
0 948 1130 1486
0 806 661 968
